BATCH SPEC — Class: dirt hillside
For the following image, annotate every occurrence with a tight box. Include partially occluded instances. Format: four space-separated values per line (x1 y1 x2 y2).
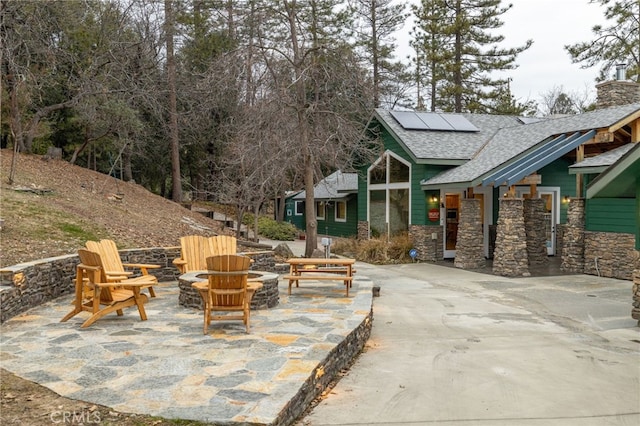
0 150 234 425
0 149 225 268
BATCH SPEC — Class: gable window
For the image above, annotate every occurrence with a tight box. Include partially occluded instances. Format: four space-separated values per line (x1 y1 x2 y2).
295 200 304 216
316 201 326 220
367 151 411 237
335 200 347 222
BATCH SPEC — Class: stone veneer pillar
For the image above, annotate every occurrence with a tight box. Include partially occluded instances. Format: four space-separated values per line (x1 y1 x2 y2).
524 198 549 266
561 198 585 273
633 269 640 325
357 221 369 240
493 198 529 277
409 224 442 262
454 198 486 269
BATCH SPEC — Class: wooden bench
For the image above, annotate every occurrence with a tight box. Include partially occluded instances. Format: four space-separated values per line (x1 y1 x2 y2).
283 274 353 296
285 258 355 297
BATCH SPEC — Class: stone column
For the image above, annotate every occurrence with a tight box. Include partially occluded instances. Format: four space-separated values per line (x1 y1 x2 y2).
454 198 486 269
357 221 369 240
409 224 441 262
524 198 549 266
493 198 529 277
561 198 585 273
633 270 640 326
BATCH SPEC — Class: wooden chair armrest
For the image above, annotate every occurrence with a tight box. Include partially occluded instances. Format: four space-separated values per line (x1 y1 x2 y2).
78 263 100 272
173 258 186 266
122 263 161 269
105 270 133 276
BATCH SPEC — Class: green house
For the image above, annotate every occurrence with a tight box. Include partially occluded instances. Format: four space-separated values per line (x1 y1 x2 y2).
283 170 358 238
359 95 640 278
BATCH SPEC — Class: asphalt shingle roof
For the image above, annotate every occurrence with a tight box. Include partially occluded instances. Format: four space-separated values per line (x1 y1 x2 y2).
373 109 523 162
569 143 635 169
293 170 358 200
405 103 640 187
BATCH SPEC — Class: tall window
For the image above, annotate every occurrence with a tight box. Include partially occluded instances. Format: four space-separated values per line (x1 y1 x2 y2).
368 151 411 237
316 201 326 220
295 200 304 215
335 200 347 222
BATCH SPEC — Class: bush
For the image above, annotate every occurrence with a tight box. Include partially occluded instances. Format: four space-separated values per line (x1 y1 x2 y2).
256 217 298 241
332 233 413 264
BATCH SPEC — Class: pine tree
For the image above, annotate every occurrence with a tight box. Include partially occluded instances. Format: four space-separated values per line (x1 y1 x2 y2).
565 0 640 82
412 0 532 113
352 0 409 108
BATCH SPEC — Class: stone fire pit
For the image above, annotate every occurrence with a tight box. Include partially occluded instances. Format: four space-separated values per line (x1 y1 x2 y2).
178 270 279 310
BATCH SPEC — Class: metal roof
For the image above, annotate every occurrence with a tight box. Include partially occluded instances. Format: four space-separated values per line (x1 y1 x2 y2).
482 130 596 187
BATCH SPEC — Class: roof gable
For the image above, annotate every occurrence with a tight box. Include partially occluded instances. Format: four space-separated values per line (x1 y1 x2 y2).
293 170 358 200
421 103 640 188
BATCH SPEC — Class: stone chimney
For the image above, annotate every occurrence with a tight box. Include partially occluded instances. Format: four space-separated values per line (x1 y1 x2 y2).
596 64 640 109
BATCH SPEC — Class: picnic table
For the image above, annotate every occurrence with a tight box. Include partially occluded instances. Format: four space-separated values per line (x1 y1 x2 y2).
284 258 355 297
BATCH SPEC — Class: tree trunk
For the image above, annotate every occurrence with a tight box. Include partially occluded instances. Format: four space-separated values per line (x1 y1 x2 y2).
165 0 182 203
303 153 317 256
122 141 133 182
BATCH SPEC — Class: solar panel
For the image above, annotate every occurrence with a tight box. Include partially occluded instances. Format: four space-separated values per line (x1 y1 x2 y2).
390 111 428 130
416 113 455 131
440 114 479 132
518 116 544 125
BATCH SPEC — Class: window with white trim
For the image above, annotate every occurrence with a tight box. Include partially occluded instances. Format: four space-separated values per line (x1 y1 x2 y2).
295 200 304 215
316 201 326 220
367 151 411 237
335 200 347 222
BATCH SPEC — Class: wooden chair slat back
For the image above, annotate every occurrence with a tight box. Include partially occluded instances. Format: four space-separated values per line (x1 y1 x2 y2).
209 235 237 257
77 249 115 302
206 254 249 307
100 239 126 273
180 235 208 272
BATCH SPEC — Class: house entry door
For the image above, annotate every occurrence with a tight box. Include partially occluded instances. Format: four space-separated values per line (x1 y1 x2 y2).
442 191 463 258
515 186 559 256
538 190 558 256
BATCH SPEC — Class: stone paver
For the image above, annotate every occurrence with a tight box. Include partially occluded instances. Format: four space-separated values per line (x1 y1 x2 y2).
0 275 373 424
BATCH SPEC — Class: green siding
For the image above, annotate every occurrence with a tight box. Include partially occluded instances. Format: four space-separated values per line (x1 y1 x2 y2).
539 158 575 224
586 198 636 233
284 197 305 230
359 124 454 226
637 184 640 249
317 197 358 237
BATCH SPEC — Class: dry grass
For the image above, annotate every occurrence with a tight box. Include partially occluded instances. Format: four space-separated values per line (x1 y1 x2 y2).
332 233 413 264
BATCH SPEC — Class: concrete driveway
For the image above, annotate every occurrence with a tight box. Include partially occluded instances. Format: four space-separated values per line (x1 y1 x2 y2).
299 261 640 426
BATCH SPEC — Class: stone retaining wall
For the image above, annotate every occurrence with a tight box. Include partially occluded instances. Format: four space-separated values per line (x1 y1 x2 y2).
0 244 278 323
274 308 373 426
583 232 637 280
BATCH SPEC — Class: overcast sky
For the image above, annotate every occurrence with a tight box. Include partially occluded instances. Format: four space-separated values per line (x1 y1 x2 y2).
395 0 609 106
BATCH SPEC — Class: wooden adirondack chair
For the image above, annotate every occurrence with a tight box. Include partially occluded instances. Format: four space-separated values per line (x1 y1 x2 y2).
61 249 151 328
173 235 247 273
208 235 237 257
86 239 158 297
200 254 252 334
172 235 209 274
